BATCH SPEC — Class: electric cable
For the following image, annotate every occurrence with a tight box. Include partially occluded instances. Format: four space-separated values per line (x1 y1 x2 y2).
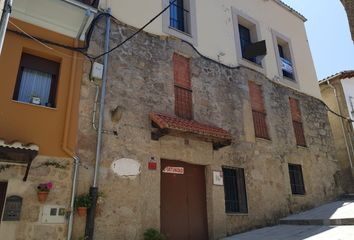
180 40 353 123
8 21 86 60
92 0 177 60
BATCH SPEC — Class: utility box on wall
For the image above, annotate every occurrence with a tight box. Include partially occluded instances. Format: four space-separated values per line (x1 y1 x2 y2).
41 205 66 224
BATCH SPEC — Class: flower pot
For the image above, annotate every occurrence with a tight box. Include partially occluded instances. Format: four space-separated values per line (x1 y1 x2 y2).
37 191 49 203
77 207 87 217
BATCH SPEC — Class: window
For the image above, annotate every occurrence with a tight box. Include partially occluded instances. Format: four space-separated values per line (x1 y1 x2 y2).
249 81 270 139
162 0 197 44
239 24 259 64
289 98 306 147
169 0 189 33
222 167 248 213
288 164 305 195
13 53 60 108
272 31 296 81
232 8 266 70
173 53 193 119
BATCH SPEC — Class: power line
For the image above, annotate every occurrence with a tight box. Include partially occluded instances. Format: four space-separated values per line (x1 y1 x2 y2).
181 40 353 123
92 0 177 60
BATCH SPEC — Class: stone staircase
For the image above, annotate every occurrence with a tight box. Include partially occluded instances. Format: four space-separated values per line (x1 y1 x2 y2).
279 197 354 226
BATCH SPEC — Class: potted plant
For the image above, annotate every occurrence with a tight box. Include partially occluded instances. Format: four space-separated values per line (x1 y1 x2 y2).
37 182 53 203
75 193 91 217
143 228 166 240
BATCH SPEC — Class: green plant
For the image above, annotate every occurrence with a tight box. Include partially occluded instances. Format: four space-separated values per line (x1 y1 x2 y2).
143 228 166 240
75 193 92 208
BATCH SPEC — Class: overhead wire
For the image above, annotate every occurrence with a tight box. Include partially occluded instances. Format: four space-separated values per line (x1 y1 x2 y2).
8 20 86 60
8 0 348 124
180 42 353 123
91 0 177 60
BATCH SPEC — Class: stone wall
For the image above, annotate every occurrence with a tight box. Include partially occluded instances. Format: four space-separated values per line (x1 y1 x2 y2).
74 20 341 239
0 156 73 240
320 80 354 193
341 0 354 41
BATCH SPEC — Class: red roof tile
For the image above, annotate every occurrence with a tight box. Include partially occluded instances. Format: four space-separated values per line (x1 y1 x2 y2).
150 112 232 141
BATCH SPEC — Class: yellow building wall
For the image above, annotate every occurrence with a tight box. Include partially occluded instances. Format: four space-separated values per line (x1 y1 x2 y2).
0 19 83 157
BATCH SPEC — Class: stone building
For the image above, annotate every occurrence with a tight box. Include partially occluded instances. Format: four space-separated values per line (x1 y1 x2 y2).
0 0 97 239
341 0 354 41
74 0 342 239
319 71 354 193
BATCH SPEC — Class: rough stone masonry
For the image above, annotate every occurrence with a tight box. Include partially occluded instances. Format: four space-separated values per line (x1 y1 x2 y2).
74 19 342 240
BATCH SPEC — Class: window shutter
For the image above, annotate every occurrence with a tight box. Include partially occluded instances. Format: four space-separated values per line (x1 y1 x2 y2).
289 98 306 147
249 81 269 139
249 81 265 113
173 53 193 119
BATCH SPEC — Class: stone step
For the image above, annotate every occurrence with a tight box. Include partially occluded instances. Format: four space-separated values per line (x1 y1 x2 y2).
279 200 354 226
340 193 354 200
279 218 354 226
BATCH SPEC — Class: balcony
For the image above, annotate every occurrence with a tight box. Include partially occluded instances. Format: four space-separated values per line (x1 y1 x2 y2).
11 0 98 40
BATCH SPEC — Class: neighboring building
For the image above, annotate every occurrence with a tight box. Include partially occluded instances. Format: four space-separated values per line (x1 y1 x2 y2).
319 71 354 193
341 0 354 41
73 0 341 239
0 0 97 239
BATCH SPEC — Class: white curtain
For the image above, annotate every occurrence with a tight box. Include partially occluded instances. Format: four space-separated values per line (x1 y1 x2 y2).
18 68 52 106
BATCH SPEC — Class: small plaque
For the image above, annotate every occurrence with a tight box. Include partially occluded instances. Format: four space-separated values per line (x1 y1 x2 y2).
213 171 223 186
2 195 22 221
162 166 184 175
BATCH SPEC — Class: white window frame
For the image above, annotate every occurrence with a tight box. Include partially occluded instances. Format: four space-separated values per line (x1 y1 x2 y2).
232 7 266 74
272 29 299 89
162 0 198 45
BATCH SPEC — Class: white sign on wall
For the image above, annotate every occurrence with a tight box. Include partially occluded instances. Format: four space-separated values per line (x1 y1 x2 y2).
213 171 223 186
111 158 141 177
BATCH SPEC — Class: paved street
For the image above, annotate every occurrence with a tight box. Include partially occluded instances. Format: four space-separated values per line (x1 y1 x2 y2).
224 200 354 240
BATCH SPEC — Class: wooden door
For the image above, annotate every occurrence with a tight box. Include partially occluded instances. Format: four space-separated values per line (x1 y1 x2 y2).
161 160 208 240
0 182 8 222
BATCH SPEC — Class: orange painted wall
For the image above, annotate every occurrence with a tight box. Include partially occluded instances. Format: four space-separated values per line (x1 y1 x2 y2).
0 19 83 157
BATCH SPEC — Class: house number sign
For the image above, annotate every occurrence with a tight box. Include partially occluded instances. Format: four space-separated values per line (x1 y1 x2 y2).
162 166 184 175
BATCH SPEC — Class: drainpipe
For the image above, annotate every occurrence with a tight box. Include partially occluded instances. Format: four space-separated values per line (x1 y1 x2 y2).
327 80 353 168
67 156 80 240
0 0 13 55
85 8 111 240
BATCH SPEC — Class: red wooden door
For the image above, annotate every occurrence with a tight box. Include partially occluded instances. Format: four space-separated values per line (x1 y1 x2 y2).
0 182 8 222
161 160 208 240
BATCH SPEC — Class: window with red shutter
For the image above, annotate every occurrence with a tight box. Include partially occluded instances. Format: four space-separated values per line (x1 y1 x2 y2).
248 81 269 139
173 53 193 119
289 98 306 147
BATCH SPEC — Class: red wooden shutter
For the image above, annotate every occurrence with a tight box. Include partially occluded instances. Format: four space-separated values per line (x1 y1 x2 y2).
289 98 306 146
173 53 193 119
249 81 269 139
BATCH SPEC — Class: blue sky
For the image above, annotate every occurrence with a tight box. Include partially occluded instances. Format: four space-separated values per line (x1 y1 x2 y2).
282 0 354 80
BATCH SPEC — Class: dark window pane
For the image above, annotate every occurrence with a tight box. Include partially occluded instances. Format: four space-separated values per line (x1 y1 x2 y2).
170 0 185 31
288 164 305 195
238 24 258 64
13 53 59 108
222 167 248 213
